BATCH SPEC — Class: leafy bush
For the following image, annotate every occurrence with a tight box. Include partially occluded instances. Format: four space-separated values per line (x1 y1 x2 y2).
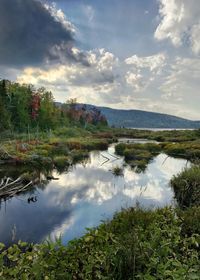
178 206 200 236
171 165 200 208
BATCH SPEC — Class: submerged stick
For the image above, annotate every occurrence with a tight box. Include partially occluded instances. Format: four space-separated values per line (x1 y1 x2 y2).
0 181 33 198
162 156 170 165
0 177 22 191
106 151 120 159
100 153 110 161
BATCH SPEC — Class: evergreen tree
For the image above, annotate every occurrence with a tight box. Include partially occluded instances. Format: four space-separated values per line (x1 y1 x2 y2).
0 80 11 130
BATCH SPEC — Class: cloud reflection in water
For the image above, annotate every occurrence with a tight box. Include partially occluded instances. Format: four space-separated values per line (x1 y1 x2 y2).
0 147 188 245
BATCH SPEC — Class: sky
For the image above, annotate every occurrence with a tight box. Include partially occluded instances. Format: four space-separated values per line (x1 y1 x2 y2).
0 0 200 120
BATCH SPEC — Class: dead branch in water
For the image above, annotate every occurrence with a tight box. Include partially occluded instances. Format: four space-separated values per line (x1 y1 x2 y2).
106 151 120 159
100 153 110 166
0 177 22 191
0 176 33 201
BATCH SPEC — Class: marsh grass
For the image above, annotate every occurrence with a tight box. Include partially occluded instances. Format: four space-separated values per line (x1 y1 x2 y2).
53 156 70 172
115 140 200 172
0 134 109 166
112 128 200 143
115 142 161 171
112 166 124 176
163 141 200 161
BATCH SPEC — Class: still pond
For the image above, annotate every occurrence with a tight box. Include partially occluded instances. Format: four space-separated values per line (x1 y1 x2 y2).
0 139 189 246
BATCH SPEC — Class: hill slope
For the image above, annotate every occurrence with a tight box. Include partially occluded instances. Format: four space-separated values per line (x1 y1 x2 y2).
55 102 200 128
96 106 200 128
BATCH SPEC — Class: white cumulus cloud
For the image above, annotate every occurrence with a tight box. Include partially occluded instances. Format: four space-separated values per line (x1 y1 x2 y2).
155 0 200 54
125 53 166 91
125 53 166 72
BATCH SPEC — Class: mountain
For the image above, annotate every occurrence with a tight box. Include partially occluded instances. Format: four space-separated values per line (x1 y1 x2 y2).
55 102 200 129
98 106 200 128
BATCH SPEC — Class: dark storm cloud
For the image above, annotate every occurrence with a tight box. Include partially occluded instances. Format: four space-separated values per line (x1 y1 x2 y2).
0 0 87 67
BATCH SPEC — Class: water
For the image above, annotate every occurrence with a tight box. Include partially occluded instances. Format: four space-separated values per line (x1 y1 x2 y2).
128 128 196 131
0 139 188 246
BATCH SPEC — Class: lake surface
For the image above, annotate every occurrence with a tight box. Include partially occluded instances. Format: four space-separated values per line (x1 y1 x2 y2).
128 128 195 131
0 139 189 246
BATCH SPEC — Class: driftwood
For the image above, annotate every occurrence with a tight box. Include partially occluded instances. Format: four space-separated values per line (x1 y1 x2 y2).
106 151 120 160
100 153 110 166
100 152 120 166
0 176 33 201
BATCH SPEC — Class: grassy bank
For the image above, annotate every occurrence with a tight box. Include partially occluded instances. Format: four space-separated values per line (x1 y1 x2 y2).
162 141 200 161
1 127 199 162
0 207 199 279
0 126 111 168
111 128 200 142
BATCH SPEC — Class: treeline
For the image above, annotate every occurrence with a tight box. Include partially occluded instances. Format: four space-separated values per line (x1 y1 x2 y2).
0 80 107 132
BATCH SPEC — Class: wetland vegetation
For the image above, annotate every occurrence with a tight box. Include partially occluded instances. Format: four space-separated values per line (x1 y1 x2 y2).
0 79 200 279
0 128 199 279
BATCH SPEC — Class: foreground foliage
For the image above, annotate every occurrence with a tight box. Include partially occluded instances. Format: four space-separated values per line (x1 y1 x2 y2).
0 207 199 279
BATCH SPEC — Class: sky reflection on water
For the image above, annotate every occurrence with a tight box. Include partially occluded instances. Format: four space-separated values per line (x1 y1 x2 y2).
0 142 188 245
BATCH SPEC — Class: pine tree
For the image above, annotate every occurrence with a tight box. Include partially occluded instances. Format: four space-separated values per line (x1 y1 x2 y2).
0 80 11 130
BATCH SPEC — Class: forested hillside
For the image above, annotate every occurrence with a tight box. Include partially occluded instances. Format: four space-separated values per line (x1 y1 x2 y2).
99 107 200 129
56 103 200 129
0 80 107 132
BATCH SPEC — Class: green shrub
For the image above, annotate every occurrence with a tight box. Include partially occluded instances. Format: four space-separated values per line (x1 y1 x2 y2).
115 143 127 155
171 165 200 208
179 206 200 236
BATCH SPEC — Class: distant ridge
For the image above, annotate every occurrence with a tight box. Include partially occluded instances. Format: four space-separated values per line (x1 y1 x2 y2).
97 106 200 129
55 102 200 129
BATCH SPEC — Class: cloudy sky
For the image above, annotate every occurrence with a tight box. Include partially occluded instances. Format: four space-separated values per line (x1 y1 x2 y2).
1 0 200 120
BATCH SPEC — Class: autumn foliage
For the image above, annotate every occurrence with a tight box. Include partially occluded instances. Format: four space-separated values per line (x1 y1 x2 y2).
0 80 107 131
